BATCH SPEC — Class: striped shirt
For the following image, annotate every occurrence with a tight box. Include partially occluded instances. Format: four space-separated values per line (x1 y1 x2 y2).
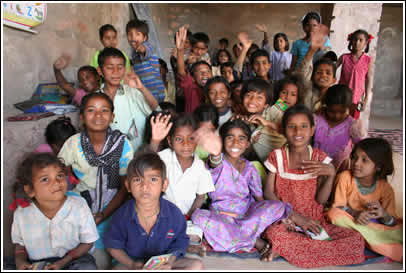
11 195 99 260
131 41 166 102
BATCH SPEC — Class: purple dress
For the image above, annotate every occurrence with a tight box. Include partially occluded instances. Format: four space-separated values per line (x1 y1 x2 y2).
313 114 365 168
191 157 291 253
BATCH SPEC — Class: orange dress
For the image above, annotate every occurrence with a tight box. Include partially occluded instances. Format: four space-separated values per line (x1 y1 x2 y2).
264 146 365 268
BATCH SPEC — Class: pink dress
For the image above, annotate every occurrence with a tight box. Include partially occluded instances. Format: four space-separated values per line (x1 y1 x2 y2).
313 114 366 169
339 53 371 105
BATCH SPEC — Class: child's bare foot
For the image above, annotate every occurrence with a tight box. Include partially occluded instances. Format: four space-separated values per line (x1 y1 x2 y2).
187 244 206 257
259 243 280 262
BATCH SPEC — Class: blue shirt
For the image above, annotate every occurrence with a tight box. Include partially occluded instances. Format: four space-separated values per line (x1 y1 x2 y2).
132 41 166 102
104 197 189 260
291 37 332 69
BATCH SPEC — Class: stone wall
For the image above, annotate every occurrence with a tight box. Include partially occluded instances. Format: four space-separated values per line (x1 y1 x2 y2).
2 3 133 257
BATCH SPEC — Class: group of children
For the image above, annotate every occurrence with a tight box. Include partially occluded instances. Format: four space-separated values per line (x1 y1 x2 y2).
6 11 403 270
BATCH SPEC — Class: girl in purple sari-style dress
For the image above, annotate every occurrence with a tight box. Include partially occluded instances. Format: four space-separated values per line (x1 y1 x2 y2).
191 119 292 260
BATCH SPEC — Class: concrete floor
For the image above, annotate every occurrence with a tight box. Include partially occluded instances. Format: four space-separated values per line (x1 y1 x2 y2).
198 114 405 271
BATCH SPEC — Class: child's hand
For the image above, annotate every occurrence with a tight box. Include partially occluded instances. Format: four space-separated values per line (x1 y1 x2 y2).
237 32 253 51
130 261 144 270
367 201 387 219
16 260 32 270
231 114 250 123
301 160 336 177
255 24 268 33
54 54 72 70
176 26 188 50
292 213 323 236
248 114 266 126
356 210 373 225
125 72 146 91
151 113 173 143
44 260 64 270
193 127 222 156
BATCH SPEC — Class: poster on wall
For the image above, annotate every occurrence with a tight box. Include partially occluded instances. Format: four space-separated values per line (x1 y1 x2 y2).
3 3 46 34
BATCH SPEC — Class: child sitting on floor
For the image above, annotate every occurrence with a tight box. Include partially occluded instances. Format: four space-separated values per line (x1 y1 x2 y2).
327 138 403 262
104 152 204 270
90 24 132 73
9 153 98 270
126 19 166 102
263 104 365 268
191 119 292 259
53 54 100 106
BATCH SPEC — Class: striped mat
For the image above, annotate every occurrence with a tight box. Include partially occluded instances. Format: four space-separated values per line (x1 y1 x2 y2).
368 128 403 155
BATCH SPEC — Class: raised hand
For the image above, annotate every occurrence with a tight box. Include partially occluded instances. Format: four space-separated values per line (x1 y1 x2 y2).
238 32 253 51
176 26 188 50
310 24 329 51
151 113 173 143
301 160 336 177
255 24 268 33
193 127 222 156
54 53 72 70
124 72 146 90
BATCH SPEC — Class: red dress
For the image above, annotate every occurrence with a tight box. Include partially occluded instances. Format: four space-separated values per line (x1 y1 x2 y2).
263 146 365 268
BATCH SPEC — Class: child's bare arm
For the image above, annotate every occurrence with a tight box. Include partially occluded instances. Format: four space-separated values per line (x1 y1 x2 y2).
235 32 252 73
362 60 374 111
263 172 282 201
186 194 206 218
125 72 159 110
44 243 93 270
176 26 188 78
53 54 76 97
107 248 143 269
14 244 32 270
336 54 343 68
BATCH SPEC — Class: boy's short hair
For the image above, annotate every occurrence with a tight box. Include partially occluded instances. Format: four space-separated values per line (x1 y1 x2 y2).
127 152 167 181
230 79 244 91
126 19 149 39
220 61 234 71
191 32 210 48
98 47 126 68
159 102 176 114
99 24 117 40
322 51 338 63
77 65 99 79
203 76 231 96
312 58 337 79
219 38 229 47
250 49 270 66
190 60 211 76
240 78 273 105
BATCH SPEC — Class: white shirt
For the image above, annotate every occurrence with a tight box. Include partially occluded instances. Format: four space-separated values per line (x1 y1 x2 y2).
11 195 99 260
158 148 215 215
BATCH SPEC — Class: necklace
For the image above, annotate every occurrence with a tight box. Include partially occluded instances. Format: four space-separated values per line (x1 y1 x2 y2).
135 204 160 222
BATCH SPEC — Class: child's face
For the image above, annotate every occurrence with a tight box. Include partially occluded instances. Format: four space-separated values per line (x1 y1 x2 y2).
168 126 197 160
126 169 168 203
208 82 231 112
232 85 243 103
78 70 100 93
80 96 114 132
193 64 212 87
192 41 208 58
233 46 241 58
101 30 118 48
352 34 368 52
326 104 349 124
221 66 234 83
98 56 126 87
218 51 230 64
243 90 268 114
303 19 320 35
279 83 298 108
127 28 147 50
284 113 315 149
253 56 271 79
224 127 250 160
351 148 376 180
25 164 67 203
184 38 191 50
276 37 287 52
313 63 336 90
